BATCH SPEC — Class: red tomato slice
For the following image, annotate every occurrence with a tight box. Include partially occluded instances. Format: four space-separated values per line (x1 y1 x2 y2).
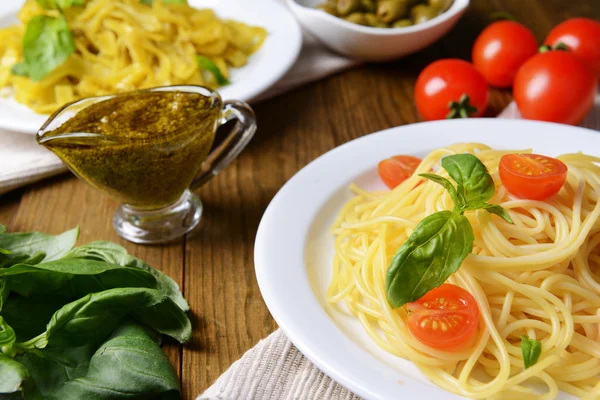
378 155 422 189
544 18 600 78
472 21 538 88
406 284 479 350
499 154 568 201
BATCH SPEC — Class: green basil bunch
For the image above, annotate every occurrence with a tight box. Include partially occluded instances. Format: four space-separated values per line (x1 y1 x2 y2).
0 226 190 399
385 154 514 308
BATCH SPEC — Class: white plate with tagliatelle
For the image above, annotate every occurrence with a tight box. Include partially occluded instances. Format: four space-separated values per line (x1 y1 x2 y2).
0 0 302 134
255 119 600 400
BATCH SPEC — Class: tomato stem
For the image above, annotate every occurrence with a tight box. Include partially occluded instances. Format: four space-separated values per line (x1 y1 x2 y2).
446 95 478 119
489 11 518 22
539 42 570 53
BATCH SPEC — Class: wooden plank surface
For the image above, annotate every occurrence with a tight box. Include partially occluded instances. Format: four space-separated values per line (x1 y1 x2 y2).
0 0 597 398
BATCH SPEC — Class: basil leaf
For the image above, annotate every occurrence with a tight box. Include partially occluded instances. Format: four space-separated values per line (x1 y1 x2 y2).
385 211 474 308
19 287 191 349
0 227 78 264
20 321 180 399
0 316 16 347
521 335 542 369
0 354 33 395
64 241 189 311
20 15 75 82
441 154 495 208
419 173 464 212
2 295 69 342
196 55 231 86
0 277 7 312
1 259 159 299
0 225 5 234
36 0 85 9
481 203 513 224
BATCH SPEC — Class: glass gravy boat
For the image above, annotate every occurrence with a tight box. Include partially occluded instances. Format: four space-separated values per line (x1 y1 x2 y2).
37 85 256 244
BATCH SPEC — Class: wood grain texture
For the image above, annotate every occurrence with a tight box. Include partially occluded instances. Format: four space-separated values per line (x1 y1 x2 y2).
0 0 598 398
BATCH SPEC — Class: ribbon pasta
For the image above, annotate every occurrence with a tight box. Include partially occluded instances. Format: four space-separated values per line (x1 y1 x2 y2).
0 0 267 114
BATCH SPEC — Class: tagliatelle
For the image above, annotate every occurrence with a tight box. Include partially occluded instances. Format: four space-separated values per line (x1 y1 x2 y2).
328 143 600 399
0 0 266 114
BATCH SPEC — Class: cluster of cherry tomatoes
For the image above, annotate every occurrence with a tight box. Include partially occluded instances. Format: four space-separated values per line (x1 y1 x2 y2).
415 17 600 125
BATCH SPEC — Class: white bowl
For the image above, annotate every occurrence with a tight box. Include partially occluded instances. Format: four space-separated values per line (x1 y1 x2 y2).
286 0 469 61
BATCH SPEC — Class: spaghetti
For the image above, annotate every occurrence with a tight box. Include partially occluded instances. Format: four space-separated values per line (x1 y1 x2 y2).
0 0 267 113
328 143 600 399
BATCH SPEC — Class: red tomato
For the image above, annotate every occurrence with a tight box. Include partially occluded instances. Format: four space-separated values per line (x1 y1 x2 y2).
513 51 596 125
545 18 600 78
415 59 489 121
406 284 479 350
472 21 538 88
378 155 422 189
499 154 568 200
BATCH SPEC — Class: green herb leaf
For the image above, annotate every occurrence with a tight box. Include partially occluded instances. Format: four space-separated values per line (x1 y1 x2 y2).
0 225 5 234
1 259 159 299
0 316 16 347
19 321 180 399
419 173 464 212
0 277 7 312
481 203 514 224
2 295 69 342
0 353 34 394
196 55 231 86
385 211 474 308
0 227 78 264
521 335 542 369
20 15 75 82
36 0 86 9
18 287 191 350
64 241 189 311
441 154 495 208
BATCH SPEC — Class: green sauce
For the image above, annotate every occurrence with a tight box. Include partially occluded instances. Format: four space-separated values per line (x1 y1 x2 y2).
40 91 220 209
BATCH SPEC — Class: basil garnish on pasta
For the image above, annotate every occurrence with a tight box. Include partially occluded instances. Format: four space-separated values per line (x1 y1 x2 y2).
521 336 542 369
385 154 513 308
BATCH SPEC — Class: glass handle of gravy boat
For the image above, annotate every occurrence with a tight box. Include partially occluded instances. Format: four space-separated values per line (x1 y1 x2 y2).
190 100 257 189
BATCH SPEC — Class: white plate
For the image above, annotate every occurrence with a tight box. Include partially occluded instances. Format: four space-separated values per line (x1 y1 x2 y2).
0 0 302 134
254 119 599 400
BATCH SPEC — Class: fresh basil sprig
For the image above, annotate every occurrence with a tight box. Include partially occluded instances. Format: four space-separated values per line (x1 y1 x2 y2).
13 15 75 81
521 335 542 369
385 154 513 308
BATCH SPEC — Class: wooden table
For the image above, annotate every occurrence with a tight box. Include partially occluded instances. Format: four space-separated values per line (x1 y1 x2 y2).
1 1 597 398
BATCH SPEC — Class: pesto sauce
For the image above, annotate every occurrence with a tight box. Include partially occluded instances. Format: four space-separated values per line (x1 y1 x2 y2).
40 91 220 209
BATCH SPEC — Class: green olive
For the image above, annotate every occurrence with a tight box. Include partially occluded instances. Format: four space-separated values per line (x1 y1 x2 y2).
337 0 361 16
377 0 411 24
360 0 377 13
392 18 413 28
344 12 368 25
364 13 389 27
427 0 453 12
317 3 339 16
411 4 439 24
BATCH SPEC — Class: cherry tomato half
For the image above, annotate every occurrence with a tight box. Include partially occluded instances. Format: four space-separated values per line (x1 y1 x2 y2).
513 51 596 125
545 18 600 78
472 21 538 88
406 284 479 350
415 59 489 121
378 155 422 189
499 154 568 200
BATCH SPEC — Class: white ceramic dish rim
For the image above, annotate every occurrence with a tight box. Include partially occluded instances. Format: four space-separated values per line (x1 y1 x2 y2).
254 119 599 400
0 0 302 134
288 0 469 35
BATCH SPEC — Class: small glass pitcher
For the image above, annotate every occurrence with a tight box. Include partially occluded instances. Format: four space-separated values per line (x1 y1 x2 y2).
37 85 256 244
